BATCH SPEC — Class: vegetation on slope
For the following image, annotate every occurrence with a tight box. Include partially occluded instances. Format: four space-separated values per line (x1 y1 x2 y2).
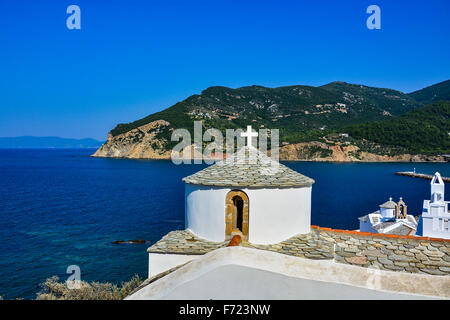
36 275 143 300
345 101 450 155
104 80 450 156
408 80 450 105
320 81 419 115
109 82 420 144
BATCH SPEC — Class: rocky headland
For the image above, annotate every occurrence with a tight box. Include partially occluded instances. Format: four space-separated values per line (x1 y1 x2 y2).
93 120 446 162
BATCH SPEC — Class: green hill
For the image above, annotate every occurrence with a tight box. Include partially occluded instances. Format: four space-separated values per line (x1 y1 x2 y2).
345 101 450 155
102 80 450 156
110 81 420 145
408 80 450 105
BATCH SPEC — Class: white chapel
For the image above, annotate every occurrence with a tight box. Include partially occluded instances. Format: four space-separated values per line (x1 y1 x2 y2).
358 197 418 235
182 128 314 245
143 126 314 279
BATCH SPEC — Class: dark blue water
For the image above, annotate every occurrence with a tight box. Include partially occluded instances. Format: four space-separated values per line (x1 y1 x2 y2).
0 149 448 299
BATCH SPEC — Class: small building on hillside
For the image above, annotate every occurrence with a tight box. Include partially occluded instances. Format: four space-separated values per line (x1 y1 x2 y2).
417 172 450 239
358 197 418 235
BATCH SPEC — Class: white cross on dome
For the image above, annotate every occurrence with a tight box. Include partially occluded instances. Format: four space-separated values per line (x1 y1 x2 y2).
241 125 258 148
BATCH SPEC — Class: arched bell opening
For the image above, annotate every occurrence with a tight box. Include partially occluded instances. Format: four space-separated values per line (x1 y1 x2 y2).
225 190 249 241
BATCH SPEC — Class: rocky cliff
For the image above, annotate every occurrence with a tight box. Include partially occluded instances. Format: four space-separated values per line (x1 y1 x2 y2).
278 141 446 162
93 120 172 159
93 121 445 162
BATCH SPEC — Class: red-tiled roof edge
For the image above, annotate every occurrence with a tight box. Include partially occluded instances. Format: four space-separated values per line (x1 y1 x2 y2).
310 225 449 243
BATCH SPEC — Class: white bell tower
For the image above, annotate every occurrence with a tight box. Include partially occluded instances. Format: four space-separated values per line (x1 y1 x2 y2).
420 172 450 239
431 172 445 204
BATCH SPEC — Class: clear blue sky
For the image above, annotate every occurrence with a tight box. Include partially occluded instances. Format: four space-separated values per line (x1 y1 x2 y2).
1 0 449 140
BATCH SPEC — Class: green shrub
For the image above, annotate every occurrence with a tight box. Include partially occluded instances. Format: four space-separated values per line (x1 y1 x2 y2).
36 275 143 300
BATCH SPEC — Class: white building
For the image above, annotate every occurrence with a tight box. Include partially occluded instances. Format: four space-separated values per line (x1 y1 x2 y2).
418 172 450 239
147 126 315 278
359 197 418 235
183 146 314 245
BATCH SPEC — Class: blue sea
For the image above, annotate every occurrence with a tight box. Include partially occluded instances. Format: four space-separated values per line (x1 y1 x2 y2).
0 149 448 299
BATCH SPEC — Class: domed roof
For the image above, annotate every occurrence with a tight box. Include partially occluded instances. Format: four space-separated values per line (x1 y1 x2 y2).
379 197 397 209
182 146 314 188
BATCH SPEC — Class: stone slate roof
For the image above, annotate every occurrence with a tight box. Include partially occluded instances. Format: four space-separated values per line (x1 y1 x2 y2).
148 230 228 255
148 229 333 260
182 146 315 188
373 221 416 235
380 199 397 209
388 224 416 236
359 211 418 236
373 221 396 231
146 228 450 278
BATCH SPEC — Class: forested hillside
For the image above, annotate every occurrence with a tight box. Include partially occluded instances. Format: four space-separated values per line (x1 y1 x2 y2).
109 81 420 146
95 80 450 158
345 101 450 155
408 80 450 105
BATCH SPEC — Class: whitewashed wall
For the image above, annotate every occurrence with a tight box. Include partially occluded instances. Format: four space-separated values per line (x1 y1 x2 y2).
359 219 377 233
380 208 394 218
421 217 450 239
421 200 450 239
185 184 229 242
131 247 447 300
148 253 199 278
185 184 312 244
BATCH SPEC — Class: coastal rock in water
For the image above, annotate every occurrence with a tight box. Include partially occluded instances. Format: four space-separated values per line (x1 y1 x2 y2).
112 239 147 244
93 120 172 159
128 239 146 244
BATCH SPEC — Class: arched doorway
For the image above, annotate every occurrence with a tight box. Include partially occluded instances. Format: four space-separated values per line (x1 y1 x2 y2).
225 190 249 241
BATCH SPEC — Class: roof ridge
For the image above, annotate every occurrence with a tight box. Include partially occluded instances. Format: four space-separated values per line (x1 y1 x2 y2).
182 146 314 188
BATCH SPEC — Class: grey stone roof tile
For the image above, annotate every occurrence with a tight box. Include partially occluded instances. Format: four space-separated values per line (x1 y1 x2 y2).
380 199 397 209
148 229 333 260
182 146 314 188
